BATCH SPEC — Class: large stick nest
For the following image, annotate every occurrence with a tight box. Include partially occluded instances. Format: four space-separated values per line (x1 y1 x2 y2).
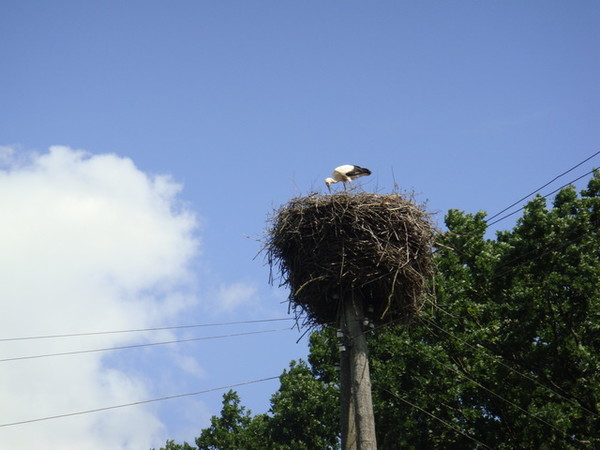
265 192 435 327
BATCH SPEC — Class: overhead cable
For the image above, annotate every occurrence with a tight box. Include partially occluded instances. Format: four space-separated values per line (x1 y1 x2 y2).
405 332 587 445
486 149 599 223
0 327 291 363
0 376 279 428
419 313 600 419
487 168 597 227
384 389 493 449
0 318 294 343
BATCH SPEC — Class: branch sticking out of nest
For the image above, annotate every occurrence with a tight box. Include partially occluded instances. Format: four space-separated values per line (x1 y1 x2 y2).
265 192 435 328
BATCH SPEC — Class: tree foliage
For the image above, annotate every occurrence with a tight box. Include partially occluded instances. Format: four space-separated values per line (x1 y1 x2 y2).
157 359 339 450
157 172 600 449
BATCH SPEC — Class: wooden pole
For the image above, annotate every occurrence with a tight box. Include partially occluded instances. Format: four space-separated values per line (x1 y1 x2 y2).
341 294 377 450
340 340 357 450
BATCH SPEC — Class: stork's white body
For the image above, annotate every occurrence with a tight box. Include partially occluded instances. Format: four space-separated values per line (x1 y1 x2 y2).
325 164 372 191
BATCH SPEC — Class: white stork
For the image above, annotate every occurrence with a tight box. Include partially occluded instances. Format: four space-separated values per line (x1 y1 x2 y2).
325 164 372 192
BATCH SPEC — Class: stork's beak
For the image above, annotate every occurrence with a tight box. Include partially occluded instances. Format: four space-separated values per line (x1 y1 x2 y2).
326 182 331 193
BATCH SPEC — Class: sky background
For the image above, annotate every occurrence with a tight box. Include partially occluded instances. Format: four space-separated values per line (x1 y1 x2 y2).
1 1 599 448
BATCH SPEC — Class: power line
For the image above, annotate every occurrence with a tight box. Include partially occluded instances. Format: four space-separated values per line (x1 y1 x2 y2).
369 305 599 435
0 318 295 343
383 389 493 449
422 229 599 420
405 333 588 445
434 161 598 256
486 150 600 222
419 313 600 420
0 327 291 363
487 168 597 227
350 300 598 437
0 376 279 428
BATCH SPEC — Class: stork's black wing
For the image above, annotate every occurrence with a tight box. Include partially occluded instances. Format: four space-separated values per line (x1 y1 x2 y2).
347 165 372 177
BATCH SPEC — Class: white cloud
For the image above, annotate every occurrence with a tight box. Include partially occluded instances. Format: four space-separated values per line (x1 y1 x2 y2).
216 281 258 313
0 145 14 165
174 354 207 378
0 146 199 449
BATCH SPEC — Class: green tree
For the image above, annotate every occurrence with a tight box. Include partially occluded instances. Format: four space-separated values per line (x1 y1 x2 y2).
194 390 258 449
260 359 339 449
158 172 599 449
157 359 339 450
365 172 599 448
155 391 258 450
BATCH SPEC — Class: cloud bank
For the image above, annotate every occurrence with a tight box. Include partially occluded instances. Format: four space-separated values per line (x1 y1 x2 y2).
0 146 199 449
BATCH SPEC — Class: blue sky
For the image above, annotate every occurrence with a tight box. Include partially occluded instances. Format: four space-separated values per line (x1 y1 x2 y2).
1 1 599 448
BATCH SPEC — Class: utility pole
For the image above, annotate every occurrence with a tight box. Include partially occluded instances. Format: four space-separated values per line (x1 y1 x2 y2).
267 192 434 450
340 295 377 450
340 340 357 450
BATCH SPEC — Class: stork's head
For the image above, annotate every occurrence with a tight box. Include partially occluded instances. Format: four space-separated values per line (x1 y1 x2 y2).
324 177 336 192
